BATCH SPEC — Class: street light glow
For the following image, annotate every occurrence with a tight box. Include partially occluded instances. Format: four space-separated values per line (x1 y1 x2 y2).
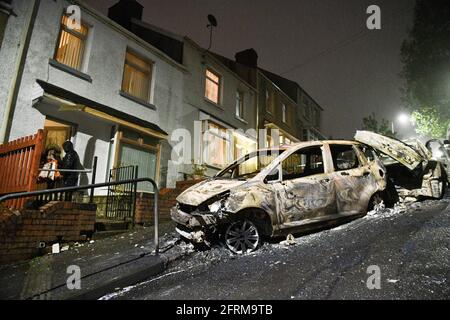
398 113 410 125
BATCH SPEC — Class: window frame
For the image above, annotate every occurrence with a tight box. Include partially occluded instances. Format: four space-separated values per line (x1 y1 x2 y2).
266 89 275 115
280 146 326 181
204 67 222 105
121 49 154 103
202 120 232 169
54 13 89 71
113 128 161 192
235 91 245 119
329 144 362 172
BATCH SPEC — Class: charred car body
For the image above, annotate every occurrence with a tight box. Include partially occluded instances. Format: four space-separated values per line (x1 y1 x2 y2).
172 140 389 253
355 131 448 200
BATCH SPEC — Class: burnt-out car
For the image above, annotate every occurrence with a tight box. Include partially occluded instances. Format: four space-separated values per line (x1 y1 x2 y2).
425 139 450 184
171 140 388 253
355 131 448 200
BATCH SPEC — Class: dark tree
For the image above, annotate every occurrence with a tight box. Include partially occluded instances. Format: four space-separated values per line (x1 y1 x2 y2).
400 0 450 138
362 113 396 138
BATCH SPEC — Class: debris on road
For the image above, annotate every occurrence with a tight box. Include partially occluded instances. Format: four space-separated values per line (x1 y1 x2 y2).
279 234 297 246
387 279 400 283
52 243 60 254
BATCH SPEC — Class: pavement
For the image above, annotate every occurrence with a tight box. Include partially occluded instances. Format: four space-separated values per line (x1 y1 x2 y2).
0 221 185 300
100 193 450 300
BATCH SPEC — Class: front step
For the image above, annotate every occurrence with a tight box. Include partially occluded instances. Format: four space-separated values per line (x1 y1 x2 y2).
95 219 131 232
93 230 128 240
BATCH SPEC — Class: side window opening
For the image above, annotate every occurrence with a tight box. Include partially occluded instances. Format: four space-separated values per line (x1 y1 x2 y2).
359 145 377 163
281 146 324 181
330 145 360 171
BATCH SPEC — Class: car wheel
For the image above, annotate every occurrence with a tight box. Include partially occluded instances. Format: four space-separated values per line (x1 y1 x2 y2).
382 178 399 208
224 219 260 254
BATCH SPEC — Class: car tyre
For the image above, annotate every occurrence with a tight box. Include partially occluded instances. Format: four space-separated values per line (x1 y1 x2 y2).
382 178 399 208
224 219 261 254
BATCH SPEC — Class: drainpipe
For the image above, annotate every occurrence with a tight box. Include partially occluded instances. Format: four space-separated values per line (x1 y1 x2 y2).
0 0 40 143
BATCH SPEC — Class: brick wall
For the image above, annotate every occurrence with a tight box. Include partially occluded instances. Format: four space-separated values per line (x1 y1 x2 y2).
135 179 203 225
0 202 97 264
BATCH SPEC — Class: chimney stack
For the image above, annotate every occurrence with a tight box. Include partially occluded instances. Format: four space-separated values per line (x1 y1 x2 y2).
108 0 144 31
235 48 258 68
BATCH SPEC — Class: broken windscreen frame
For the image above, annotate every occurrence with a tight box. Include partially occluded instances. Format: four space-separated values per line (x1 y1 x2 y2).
216 148 287 180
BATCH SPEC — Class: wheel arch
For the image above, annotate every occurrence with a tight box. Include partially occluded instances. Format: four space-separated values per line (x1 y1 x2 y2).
228 207 274 236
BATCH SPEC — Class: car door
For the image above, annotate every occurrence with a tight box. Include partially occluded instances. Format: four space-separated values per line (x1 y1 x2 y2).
272 145 337 228
328 143 380 214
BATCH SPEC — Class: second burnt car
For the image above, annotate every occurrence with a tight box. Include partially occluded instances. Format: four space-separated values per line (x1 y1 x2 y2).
171 140 390 254
355 131 448 200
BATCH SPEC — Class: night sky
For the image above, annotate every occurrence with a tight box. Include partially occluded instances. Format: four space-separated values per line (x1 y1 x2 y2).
85 0 417 139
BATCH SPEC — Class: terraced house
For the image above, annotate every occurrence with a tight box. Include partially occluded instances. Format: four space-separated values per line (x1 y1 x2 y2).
0 0 185 193
0 0 326 224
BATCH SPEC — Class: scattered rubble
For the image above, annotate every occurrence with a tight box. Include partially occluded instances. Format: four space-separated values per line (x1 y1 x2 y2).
51 243 60 254
387 279 400 284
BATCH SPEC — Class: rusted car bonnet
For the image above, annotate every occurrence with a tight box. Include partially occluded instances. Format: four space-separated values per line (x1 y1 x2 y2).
177 179 247 206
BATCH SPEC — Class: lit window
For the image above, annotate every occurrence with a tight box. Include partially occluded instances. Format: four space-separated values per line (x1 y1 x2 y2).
205 69 221 104
55 15 89 70
282 103 287 123
233 133 257 174
203 121 230 168
122 50 153 101
235 91 244 119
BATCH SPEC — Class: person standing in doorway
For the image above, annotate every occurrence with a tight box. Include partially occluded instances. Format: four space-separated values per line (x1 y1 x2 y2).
61 141 81 187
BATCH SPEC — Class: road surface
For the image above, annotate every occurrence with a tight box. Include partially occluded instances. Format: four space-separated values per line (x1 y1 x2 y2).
101 194 450 300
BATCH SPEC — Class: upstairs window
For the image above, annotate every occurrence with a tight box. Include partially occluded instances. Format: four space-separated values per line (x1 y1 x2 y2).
122 50 153 102
282 103 287 123
266 89 275 114
235 91 244 119
55 15 89 70
205 68 221 104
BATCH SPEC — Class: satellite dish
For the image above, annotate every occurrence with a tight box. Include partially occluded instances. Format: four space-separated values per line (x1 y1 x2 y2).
207 14 218 27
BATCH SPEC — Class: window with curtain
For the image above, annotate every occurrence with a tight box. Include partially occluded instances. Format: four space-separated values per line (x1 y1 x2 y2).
122 50 153 101
235 91 244 119
54 15 89 71
233 133 257 174
205 68 221 104
203 121 230 168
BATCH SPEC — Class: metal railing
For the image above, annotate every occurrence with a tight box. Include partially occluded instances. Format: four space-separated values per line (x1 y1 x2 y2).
37 156 98 203
0 177 160 254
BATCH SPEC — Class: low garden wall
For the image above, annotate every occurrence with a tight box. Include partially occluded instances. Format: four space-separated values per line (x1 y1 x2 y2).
0 201 97 264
